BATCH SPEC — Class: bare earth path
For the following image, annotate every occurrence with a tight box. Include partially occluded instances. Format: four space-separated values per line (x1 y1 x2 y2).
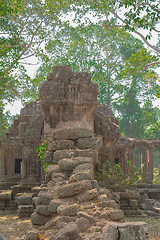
0 214 160 240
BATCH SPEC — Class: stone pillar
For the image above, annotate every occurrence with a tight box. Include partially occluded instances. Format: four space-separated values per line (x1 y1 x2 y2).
128 147 134 175
148 146 154 183
123 148 128 174
141 146 148 182
158 148 160 183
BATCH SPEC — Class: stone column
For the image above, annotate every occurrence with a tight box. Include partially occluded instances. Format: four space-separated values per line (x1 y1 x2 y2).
141 146 148 182
158 148 160 183
123 148 128 174
128 147 134 175
148 146 154 183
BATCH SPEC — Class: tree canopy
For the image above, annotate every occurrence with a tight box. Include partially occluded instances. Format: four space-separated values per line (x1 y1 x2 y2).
0 0 160 139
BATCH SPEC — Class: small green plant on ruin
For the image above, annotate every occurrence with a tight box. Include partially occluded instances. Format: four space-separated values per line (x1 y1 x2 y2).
95 160 142 186
35 141 51 173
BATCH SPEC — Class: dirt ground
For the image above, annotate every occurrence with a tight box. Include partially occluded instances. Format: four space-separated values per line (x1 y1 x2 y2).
1 214 160 240
0 215 32 240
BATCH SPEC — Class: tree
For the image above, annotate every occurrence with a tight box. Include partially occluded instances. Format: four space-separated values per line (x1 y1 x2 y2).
73 0 160 62
0 0 72 105
35 23 156 108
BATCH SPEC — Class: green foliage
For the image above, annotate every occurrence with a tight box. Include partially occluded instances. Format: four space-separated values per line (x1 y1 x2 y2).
0 106 16 136
35 141 51 173
153 167 159 184
95 160 142 186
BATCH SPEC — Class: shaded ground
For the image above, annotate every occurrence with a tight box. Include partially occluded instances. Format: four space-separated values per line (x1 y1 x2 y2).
0 215 31 240
0 214 160 239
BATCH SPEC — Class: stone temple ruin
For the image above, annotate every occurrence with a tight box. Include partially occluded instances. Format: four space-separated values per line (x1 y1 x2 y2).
0 65 160 239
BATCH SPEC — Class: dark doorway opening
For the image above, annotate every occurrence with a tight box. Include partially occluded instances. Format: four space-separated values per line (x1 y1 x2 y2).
15 159 22 173
115 158 120 164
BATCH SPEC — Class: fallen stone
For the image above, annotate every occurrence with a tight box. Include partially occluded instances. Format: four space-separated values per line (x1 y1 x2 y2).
31 211 51 225
130 199 138 210
55 216 77 225
76 137 102 150
57 204 79 216
44 219 56 230
107 209 124 221
69 170 94 182
36 205 51 216
24 229 39 240
77 211 96 224
121 190 139 199
55 222 79 240
52 128 92 140
102 223 118 240
36 192 54 205
53 150 98 165
99 188 112 199
58 157 93 171
145 210 159 217
45 165 60 182
57 180 92 198
73 163 93 174
76 217 90 232
48 140 74 151
76 189 99 203
105 200 119 209
117 222 148 240
48 199 62 213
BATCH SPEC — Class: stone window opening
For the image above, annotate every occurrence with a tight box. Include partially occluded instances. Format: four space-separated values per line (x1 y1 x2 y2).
14 159 22 174
115 158 120 165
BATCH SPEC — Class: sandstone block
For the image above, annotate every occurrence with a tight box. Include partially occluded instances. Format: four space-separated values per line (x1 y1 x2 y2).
36 205 51 216
102 223 118 240
53 149 98 164
44 219 56 230
31 187 41 198
121 190 139 199
18 205 34 214
48 199 62 213
73 163 93 174
76 189 99 203
36 192 53 205
57 204 79 216
77 211 96 224
58 157 93 171
76 217 90 232
69 170 94 182
45 151 53 163
117 222 148 240
55 216 77 225
45 165 60 183
57 180 92 198
31 211 51 225
53 128 92 140
105 200 119 209
48 140 74 151
0 190 11 200
51 172 66 185
130 199 138 210
76 137 102 150
24 229 39 240
16 194 32 205
55 222 79 240
107 209 124 221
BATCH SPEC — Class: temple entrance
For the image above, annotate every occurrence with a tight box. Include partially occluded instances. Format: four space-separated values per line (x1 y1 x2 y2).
14 159 22 174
